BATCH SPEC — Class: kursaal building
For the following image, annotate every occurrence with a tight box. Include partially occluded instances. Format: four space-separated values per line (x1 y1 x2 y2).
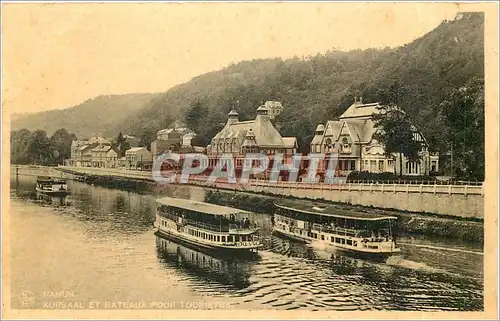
310 97 439 177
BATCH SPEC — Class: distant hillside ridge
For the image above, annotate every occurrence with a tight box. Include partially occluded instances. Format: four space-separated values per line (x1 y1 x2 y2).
11 93 159 139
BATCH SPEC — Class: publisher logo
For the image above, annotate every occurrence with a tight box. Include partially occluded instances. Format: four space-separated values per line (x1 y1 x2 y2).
19 290 35 308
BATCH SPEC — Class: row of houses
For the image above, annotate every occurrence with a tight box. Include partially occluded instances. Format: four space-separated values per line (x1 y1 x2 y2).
203 98 439 177
69 98 439 177
69 135 153 170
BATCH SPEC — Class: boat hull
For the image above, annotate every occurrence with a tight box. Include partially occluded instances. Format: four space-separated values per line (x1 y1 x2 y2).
273 227 400 261
35 187 70 197
154 226 261 258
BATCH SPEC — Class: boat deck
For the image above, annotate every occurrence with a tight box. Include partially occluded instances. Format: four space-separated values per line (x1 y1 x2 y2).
156 197 251 216
36 176 67 184
275 199 398 221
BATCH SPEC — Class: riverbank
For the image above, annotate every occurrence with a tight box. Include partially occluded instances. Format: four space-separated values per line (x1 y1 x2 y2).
204 189 483 244
54 168 483 244
53 165 484 218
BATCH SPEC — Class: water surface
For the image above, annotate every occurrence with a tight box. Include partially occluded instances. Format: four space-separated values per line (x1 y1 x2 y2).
9 175 483 311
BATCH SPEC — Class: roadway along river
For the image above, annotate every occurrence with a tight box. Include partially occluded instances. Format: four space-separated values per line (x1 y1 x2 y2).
9 175 483 311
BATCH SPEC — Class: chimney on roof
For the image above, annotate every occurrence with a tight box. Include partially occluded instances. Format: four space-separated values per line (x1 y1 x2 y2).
359 96 363 104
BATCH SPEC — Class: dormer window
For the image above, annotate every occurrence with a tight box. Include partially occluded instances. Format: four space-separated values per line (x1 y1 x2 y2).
341 137 352 153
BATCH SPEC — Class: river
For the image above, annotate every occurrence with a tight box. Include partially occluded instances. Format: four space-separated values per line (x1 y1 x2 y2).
9 175 483 311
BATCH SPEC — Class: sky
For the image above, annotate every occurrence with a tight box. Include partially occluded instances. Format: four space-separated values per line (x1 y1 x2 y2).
2 2 461 115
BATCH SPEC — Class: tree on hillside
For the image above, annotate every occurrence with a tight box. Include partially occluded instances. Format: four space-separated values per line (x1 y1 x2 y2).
439 77 484 180
139 128 156 151
114 131 131 157
119 140 131 158
184 99 209 134
50 128 77 164
116 132 124 148
275 109 315 154
373 105 422 177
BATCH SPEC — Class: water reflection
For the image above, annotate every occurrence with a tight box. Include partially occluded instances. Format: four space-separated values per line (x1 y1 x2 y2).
155 233 257 291
35 192 71 207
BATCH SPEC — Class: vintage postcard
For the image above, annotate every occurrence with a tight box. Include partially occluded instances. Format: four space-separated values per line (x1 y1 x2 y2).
1 1 498 320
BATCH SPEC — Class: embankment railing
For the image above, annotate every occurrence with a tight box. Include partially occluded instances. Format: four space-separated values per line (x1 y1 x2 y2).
46 166 484 196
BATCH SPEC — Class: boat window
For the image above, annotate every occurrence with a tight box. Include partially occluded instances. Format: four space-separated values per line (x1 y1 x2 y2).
222 236 226 242
353 241 358 246
341 238 346 244
321 235 325 241
331 237 334 242
228 235 233 242
217 236 220 242
335 237 341 243
347 239 353 246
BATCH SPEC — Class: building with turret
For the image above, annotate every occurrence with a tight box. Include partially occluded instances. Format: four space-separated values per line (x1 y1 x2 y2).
310 97 439 177
206 103 297 174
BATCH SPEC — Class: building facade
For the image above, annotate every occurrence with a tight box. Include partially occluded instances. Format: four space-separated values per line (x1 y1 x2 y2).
206 103 297 175
125 147 152 169
91 145 112 167
310 97 439 177
105 149 119 168
151 121 196 161
264 101 284 120
70 136 113 167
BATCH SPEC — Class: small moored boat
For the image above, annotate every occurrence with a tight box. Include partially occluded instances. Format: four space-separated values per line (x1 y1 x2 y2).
154 197 263 253
273 199 401 260
35 176 70 196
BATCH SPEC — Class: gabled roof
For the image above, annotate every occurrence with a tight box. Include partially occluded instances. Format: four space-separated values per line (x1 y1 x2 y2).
339 102 382 119
362 119 377 143
324 121 342 138
311 135 323 145
214 119 286 148
91 145 112 152
126 147 148 153
345 121 365 143
282 137 297 148
77 144 94 151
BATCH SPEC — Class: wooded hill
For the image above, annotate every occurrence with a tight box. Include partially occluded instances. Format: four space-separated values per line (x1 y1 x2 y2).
122 13 483 159
11 93 159 139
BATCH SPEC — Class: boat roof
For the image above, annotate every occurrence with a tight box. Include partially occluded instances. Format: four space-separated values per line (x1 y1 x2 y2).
274 199 398 221
156 197 251 216
36 176 66 182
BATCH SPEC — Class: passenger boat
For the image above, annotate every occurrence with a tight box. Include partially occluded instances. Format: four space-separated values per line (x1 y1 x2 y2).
154 197 263 253
273 199 401 260
35 176 70 196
